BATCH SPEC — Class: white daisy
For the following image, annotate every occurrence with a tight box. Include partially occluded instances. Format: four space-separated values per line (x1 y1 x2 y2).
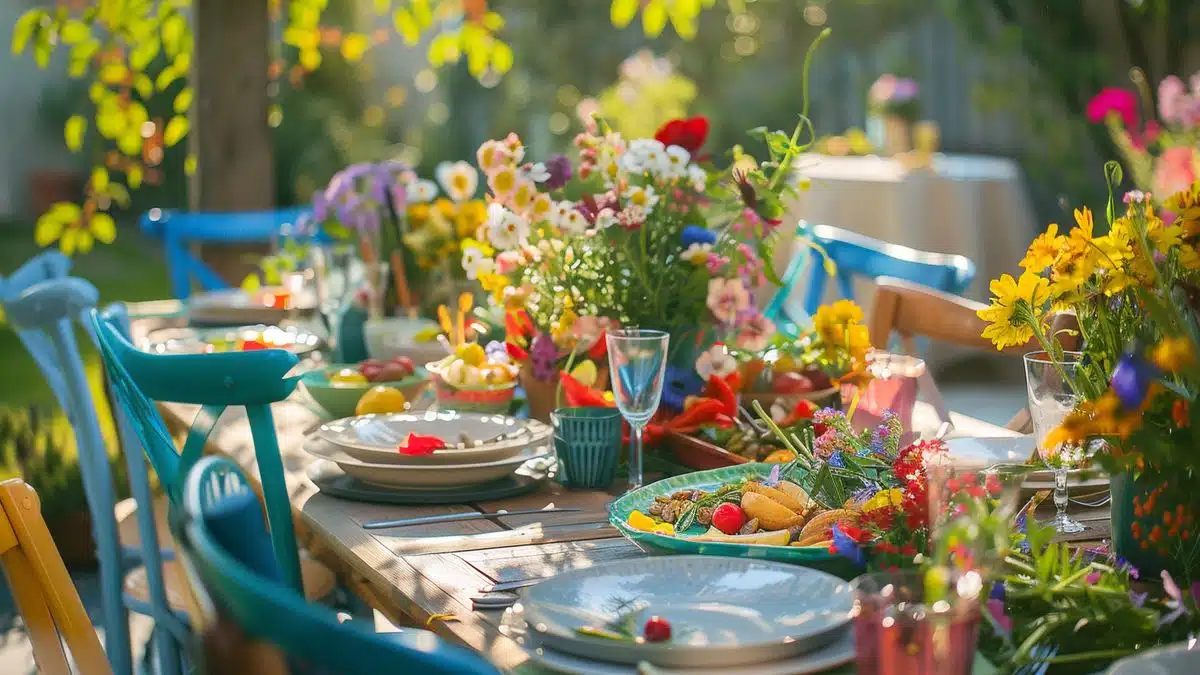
461 247 495 280
688 164 707 192
625 185 659 211
487 208 530 250
408 179 439 203
664 145 691 179
559 207 589 235
681 242 712 264
435 161 478 202
548 200 574 228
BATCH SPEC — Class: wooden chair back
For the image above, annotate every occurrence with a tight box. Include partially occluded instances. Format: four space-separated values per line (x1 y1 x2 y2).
867 277 1081 432
0 479 112 675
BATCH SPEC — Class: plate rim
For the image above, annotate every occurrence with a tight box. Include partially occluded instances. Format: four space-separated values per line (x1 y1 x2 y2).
302 435 552 471
315 410 551 455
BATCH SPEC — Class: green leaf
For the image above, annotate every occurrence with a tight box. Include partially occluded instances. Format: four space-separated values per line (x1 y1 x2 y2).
489 42 513 75
60 19 90 45
64 116 87 152
610 0 638 28
174 87 193 114
163 115 189 147
642 0 668 36
12 10 44 55
393 8 420 44
129 37 160 71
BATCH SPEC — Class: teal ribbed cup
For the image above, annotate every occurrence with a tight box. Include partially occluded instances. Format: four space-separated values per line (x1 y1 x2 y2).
551 407 622 489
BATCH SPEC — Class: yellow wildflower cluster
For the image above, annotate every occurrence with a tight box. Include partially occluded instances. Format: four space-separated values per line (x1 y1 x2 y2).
404 198 488 272
809 299 872 385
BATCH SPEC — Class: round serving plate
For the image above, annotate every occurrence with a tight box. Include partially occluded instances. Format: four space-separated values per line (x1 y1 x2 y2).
188 287 317 325
143 324 323 356
301 435 552 488
305 459 545 505
315 411 551 465
519 555 852 668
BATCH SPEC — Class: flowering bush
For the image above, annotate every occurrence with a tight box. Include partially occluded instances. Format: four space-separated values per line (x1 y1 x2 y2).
1088 73 1200 196
978 170 1200 579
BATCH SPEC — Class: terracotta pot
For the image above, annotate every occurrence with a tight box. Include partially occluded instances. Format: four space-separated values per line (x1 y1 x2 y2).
46 510 96 568
28 169 82 216
520 363 610 423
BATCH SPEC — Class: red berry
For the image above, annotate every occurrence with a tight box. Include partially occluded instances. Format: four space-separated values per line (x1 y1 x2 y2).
643 616 671 642
711 503 746 535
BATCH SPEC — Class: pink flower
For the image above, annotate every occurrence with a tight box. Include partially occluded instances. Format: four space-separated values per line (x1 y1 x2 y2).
734 311 775 352
1159 75 1187 124
706 277 750 324
1087 87 1139 128
495 250 523 274
986 599 1012 635
705 253 730 275
695 343 738 380
868 74 897 105
1153 146 1197 197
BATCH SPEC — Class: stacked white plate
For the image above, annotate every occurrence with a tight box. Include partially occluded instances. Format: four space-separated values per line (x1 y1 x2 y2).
505 556 856 674
302 411 553 488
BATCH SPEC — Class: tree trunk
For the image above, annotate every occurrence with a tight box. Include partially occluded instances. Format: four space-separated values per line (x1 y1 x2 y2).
189 0 274 286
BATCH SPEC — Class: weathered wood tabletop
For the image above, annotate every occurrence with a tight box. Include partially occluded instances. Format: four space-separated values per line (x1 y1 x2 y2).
128 304 1062 673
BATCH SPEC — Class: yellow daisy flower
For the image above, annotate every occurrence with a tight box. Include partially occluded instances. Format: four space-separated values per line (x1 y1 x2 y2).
1150 337 1195 374
977 272 1050 350
1164 181 1200 239
1020 223 1065 272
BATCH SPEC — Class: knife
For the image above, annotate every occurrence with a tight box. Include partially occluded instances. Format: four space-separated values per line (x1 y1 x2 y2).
363 507 581 530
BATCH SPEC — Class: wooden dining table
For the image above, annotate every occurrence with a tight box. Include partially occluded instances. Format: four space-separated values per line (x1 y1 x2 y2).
127 302 1108 673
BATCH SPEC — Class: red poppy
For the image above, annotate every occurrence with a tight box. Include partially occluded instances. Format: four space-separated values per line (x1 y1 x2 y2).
559 371 613 408
654 117 709 155
587 331 608 361
399 433 447 456
505 341 529 362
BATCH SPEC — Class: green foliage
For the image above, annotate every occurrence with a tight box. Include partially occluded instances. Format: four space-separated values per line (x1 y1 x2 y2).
0 406 128 525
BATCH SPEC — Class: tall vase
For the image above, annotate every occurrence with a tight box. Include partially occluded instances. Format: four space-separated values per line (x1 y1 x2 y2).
883 115 911 156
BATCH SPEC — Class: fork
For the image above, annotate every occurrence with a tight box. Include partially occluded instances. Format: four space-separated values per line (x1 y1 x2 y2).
1014 644 1059 675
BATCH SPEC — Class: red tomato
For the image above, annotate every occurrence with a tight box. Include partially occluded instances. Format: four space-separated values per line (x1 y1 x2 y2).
773 371 814 394
391 356 416 376
643 616 671 642
240 340 268 351
711 503 746 535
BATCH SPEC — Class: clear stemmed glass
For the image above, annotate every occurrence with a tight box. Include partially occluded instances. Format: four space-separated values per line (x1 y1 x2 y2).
605 329 669 490
1024 350 1086 534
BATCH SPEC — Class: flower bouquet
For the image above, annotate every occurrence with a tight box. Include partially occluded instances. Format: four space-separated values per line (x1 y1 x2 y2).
978 168 1200 580
866 74 919 155
1088 72 1200 196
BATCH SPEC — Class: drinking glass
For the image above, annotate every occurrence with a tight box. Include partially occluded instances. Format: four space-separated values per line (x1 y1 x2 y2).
849 353 925 439
851 569 983 675
1024 350 1085 534
605 329 669 490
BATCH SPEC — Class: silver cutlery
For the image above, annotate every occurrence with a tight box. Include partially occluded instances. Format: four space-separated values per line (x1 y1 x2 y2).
478 578 547 593
363 507 581 530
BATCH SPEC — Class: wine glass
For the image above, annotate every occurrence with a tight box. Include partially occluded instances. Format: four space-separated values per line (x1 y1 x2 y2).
1024 350 1085 534
605 329 669 490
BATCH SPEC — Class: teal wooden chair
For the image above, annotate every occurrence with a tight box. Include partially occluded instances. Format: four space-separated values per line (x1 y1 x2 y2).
87 306 306 597
764 221 976 336
176 455 502 675
0 266 183 675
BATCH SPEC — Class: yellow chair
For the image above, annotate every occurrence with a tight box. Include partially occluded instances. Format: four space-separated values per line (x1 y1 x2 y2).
0 478 112 675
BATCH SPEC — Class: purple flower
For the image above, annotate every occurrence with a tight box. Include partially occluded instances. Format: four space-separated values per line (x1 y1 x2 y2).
986 598 1012 635
1111 352 1155 409
764 464 782 488
543 154 572 190
828 452 845 468
1159 570 1189 626
530 333 559 382
1130 590 1148 608
831 523 865 567
851 485 879 505
662 366 704 412
485 341 510 363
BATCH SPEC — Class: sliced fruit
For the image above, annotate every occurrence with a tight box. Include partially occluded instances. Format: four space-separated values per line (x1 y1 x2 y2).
455 343 486 366
355 386 407 415
330 368 369 387
743 482 806 513
763 449 796 463
569 360 599 387
687 527 790 546
740 492 806 530
776 481 814 511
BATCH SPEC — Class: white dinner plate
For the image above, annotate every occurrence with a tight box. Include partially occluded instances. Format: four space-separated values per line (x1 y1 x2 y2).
302 435 552 488
316 411 551 465
519 556 852 668
521 618 854 675
188 288 317 325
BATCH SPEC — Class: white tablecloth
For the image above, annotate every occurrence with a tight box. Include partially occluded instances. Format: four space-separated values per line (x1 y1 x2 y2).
772 153 1039 368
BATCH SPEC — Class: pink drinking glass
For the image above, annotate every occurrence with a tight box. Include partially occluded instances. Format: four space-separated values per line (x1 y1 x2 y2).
847 353 925 440
851 568 984 675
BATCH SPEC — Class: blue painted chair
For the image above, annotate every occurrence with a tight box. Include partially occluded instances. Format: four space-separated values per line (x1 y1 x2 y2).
764 222 977 335
139 207 310 300
0 265 182 675
176 455 502 675
88 306 309 598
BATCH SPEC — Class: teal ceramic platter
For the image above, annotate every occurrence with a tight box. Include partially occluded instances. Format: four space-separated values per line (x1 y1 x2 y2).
608 464 860 577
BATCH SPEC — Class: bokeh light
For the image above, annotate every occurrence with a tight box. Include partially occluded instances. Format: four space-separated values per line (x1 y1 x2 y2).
414 69 438 93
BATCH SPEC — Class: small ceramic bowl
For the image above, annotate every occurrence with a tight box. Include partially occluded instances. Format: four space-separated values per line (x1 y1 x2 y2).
299 364 430 419
363 317 445 363
427 367 517 414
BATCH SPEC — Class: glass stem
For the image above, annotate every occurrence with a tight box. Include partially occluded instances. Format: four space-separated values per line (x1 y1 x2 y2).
630 425 644 490
1053 467 1069 524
